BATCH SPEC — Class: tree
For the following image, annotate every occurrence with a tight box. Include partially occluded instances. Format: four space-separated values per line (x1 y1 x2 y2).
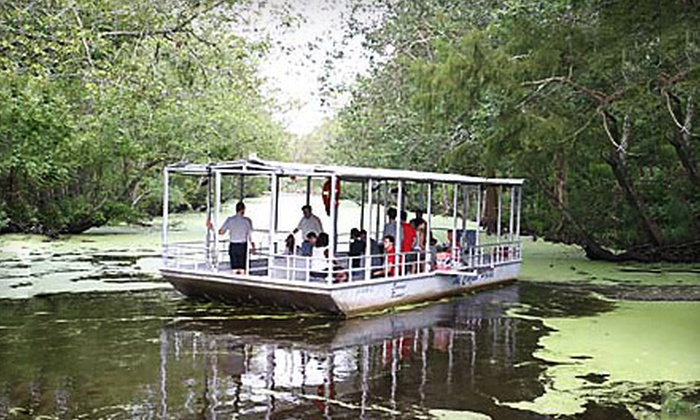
334 0 700 261
0 0 288 234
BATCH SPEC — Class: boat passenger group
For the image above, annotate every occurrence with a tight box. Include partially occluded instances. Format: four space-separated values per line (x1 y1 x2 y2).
208 201 462 282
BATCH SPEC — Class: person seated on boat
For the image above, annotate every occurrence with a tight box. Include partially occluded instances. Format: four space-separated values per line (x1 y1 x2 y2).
310 233 348 283
294 205 323 256
211 201 255 275
348 228 364 268
436 229 459 271
283 233 296 255
428 235 438 271
382 208 398 248
361 229 383 271
413 218 427 273
301 231 317 256
400 210 417 275
372 235 397 278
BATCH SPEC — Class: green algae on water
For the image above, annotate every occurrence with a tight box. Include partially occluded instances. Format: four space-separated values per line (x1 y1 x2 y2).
505 300 700 416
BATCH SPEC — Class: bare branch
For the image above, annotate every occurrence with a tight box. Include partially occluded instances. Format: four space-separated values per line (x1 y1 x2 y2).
523 75 624 105
599 110 626 153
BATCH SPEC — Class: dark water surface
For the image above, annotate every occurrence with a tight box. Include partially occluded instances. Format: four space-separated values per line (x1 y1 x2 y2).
0 284 679 419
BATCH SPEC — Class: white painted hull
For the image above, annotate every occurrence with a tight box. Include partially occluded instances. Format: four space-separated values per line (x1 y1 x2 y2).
161 262 520 317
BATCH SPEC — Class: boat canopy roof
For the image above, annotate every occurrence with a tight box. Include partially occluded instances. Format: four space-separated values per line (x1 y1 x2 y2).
166 158 524 186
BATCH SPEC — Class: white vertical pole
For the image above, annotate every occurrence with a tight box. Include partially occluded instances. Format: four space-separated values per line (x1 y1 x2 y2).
365 179 374 281
516 185 522 238
462 185 468 231
383 181 388 226
214 171 222 269
426 182 432 272
375 182 381 243
497 185 503 264
509 186 515 242
162 168 169 264
497 185 503 239
360 181 366 230
452 184 458 268
329 175 337 284
268 174 278 275
476 185 482 265
396 180 403 274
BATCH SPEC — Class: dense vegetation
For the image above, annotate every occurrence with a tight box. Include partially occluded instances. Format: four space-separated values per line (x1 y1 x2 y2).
333 0 700 262
0 0 286 235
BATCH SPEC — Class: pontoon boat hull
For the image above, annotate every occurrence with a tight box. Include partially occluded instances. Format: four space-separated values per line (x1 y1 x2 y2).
161 261 520 316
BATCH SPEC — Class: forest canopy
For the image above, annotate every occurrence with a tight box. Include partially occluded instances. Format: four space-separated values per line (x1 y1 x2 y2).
0 0 287 235
333 0 700 262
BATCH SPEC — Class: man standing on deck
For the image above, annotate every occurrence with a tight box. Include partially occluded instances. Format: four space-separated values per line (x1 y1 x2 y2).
209 201 255 275
294 205 323 256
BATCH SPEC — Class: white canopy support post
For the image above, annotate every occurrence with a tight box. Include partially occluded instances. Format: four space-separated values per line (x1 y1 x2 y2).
375 181 382 243
365 179 374 281
426 182 433 272
162 168 170 264
476 185 482 264
396 180 404 275
452 183 458 268
497 185 503 263
383 180 389 225
464 185 471 266
274 176 280 234
268 174 278 273
462 185 468 232
214 171 222 269
509 186 515 243
329 174 338 284
360 180 366 230
205 167 213 269
497 185 502 238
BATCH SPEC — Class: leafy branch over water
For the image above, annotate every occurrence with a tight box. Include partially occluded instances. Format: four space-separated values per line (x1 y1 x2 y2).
331 0 700 262
0 0 287 235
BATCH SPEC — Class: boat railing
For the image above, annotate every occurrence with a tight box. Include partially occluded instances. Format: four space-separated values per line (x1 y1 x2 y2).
163 239 521 283
163 241 215 271
460 241 522 269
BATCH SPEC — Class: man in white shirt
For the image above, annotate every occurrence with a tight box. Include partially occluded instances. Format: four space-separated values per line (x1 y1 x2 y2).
294 205 323 256
210 201 255 275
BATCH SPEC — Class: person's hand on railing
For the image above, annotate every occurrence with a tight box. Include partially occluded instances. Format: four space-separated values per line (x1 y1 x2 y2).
205 218 213 230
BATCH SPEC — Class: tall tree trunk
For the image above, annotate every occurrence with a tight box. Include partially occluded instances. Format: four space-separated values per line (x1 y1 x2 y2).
482 186 498 235
664 93 700 188
533 175 623 260
552 149 567 235
602 112 665 246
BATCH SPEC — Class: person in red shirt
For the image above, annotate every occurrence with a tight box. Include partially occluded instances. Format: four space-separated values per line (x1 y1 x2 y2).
373 235 397 277
400 211 417 274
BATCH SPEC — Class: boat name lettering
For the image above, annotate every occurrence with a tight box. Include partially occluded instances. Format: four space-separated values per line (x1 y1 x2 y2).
390 282 407 299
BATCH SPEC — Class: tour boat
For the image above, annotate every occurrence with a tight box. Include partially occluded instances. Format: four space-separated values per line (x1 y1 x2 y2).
160 158 524 316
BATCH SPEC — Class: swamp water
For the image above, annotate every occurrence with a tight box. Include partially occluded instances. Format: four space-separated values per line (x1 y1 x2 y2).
1 195 699 419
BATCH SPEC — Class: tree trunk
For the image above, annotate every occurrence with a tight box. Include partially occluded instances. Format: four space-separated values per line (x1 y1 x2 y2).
552 149 567 235
602 112 665 246
483 186 498 235
665 93 700 188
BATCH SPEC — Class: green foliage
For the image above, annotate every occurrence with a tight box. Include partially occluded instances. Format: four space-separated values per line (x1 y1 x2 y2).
335 0 700 260
0 0 288 234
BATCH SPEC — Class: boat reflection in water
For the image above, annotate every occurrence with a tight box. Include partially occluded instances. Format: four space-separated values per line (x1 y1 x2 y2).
159 284 539 419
